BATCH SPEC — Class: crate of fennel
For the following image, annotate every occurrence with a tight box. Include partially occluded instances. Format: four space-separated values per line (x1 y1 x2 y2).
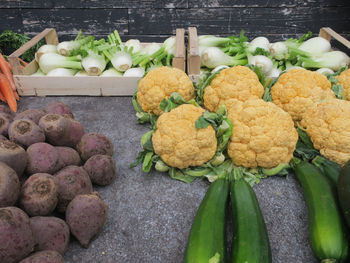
187 26 350 84
8 28 186 96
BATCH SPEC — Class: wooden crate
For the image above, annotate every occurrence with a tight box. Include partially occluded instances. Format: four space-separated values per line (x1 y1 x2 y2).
187 27 350 81
8 28 186 96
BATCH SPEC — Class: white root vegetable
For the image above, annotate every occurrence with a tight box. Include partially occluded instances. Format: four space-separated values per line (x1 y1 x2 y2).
111 51 132 72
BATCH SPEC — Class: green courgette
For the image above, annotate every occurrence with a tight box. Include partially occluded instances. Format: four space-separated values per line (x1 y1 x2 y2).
294 161 348 262
184 178 229 263
230 179 272 263
338 160 350 230
313 155 342 188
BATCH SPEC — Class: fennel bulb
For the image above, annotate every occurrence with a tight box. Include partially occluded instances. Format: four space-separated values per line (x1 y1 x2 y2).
81 53 106 76
35 44 58 62
46 68 77 76
301 51 350 71
123 67 145 77
198 35 230 47
75 70 90 76
57 41 81 56
111 51 133 72
247 37 270 53
248 55 273 74
269 42 288 60
201 47 247 68
316 68 335 76
268 67 282 79
298 37 331 55
163 36 176 55
125 39 142 53
100 68 123 77
141 43 162 56
31 68 46 76
39 53 82 74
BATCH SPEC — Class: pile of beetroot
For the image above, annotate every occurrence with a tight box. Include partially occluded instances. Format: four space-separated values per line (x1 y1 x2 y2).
0 101 116 263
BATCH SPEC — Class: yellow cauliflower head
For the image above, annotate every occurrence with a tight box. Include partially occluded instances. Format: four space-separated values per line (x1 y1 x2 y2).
227 99 298 168
301 98 350 166
152 104 217 169
271 68 335 121
203 66 264 112
137 66 195 116
336 68 350 100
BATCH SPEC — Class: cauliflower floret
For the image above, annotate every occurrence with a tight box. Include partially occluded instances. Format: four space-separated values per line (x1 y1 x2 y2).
301 98 350 165
336 68 350 100
271 68 335 121
137 66 195 115
203 66 264 112
227 99 298 168
152 104 217 169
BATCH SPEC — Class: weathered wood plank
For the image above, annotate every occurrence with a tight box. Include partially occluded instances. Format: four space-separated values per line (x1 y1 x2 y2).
188 0 350 8
0 0 188 9
0 9 23 31
20 9 128 37
129 7 350 38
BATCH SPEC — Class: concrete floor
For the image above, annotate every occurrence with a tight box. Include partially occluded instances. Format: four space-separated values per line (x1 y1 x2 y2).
19 96 318 263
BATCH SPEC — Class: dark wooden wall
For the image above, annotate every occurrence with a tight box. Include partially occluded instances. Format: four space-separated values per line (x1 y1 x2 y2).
0 0 349 43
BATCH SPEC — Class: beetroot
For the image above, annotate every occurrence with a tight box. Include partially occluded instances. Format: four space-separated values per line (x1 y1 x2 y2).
77 132 114 161
14 109 46 125
83 154 116 186
0 140 27 177
19 250 65 263
66 192 108 248
0 207 35 263
8 119 45 148
45 101 74 118
26 142 63 175
0 162 20 207
55 146 81 166
0 112 12 136
54 165 93 213
20 173 58 216
39 114 70 146
30 216 69 255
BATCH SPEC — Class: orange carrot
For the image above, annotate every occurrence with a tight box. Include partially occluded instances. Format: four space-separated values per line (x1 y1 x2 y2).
0 73 17 112
17 57 28 67
0 53 16 91
0 90 6 102
14 91 19 101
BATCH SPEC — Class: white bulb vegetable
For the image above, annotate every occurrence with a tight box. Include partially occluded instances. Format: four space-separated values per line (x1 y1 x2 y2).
123 67 145 77
111 51 133 72
38 53 82 74
46 68 77 76
35 44 58 62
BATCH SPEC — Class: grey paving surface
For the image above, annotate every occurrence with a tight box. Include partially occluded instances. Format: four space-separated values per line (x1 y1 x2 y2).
19 96 318 263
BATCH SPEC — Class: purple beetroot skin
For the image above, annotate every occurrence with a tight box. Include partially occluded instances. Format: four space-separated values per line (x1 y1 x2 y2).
19 250 65 263
54 165 93 213
0 207 35 263
0 162 20 207
0 112 12 137
0 140 28 178
77 133 114 162
55 146 81 166
83 154 116 186
30 216 70 255
20 173 58 216
66 192 108 248
14 109 46 125
26 142 63 175
45 101 74 119
8 119 46 148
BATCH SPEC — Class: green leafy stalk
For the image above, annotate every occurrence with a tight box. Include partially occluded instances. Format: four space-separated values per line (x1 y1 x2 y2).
294 127 319 161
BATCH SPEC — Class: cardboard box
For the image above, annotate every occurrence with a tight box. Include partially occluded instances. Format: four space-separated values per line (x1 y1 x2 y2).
9 28 186 96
